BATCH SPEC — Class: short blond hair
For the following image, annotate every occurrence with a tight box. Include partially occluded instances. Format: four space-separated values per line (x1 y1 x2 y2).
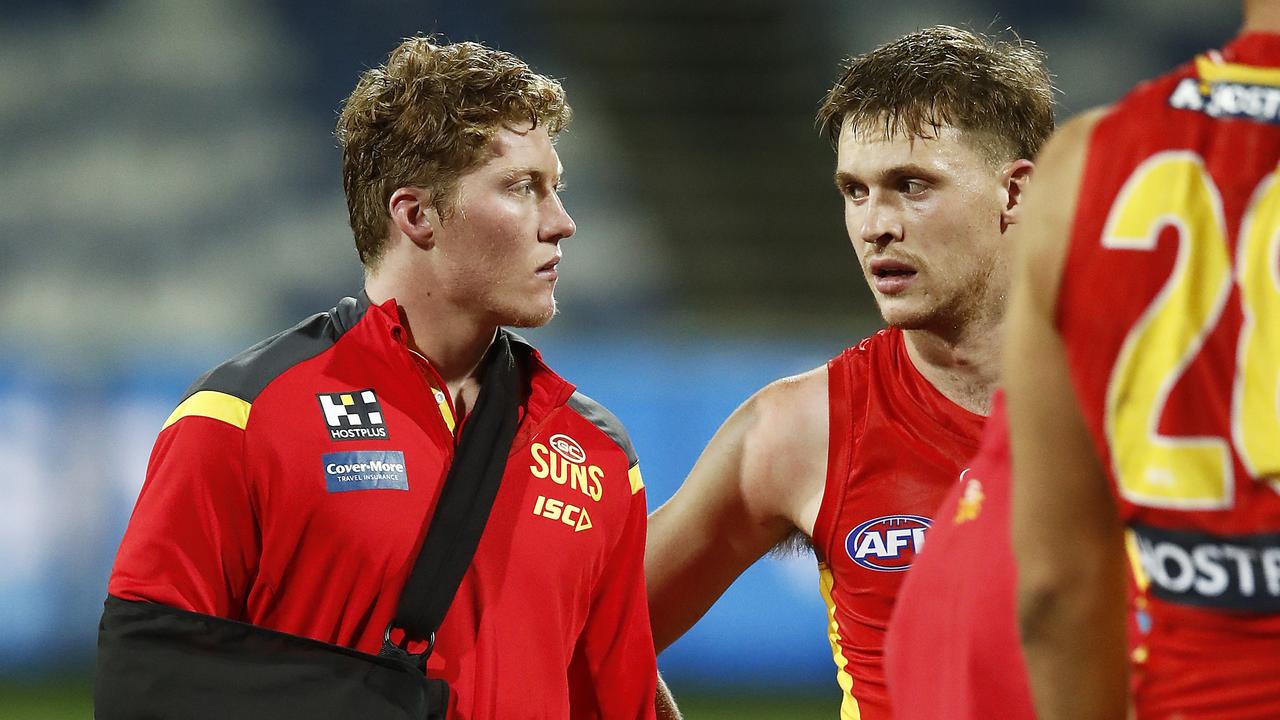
336 36 572 266
817 25 1054 163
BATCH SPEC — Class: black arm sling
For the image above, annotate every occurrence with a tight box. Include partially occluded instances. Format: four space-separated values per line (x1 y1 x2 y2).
94 333 523 720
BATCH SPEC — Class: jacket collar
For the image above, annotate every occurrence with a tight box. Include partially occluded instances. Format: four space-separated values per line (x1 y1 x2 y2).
351 293 576 420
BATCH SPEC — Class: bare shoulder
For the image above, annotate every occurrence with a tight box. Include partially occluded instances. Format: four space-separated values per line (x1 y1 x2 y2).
1032 106 1109 216
646 363 831 543
645 363 832 648
735 364 830 533
744 365 829 457
1033 106 1107 200
1018 106 1110 310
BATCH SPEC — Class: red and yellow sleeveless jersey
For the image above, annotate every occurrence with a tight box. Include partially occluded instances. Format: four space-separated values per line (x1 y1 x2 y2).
882 391 1036 720
812 327 984 719
1057 32 1280 719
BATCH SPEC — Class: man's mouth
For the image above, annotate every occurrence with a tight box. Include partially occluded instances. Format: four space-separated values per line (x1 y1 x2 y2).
536 256 561 277
869 259 917 278
873 267 915 277
868 259 917 294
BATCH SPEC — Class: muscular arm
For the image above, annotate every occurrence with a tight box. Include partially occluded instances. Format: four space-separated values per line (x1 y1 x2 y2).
645 368 829 653
1005 109 1130 720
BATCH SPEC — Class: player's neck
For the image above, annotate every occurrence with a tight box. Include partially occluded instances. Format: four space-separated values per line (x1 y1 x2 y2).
900 316 1003 416
364 275 495 396
1244 0 1280 34
402 309 496 391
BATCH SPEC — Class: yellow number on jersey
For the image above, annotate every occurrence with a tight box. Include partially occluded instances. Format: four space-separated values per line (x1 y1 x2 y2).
1234 173 1280 486
1103 152 1234 509
1103 152 1280 508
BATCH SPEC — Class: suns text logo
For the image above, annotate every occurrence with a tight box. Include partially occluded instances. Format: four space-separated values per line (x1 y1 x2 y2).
529 433 603 502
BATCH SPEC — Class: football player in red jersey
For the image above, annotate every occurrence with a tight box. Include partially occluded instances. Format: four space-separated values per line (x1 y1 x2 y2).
1008 2 1280 718
97 37 658 719
645 26 1053 719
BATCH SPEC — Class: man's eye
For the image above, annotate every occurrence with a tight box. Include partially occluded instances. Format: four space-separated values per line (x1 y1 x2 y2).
844 184 868 200
901 180 927 195
512 181 534 196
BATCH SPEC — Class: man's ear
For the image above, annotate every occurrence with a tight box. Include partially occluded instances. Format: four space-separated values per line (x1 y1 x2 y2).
388 187 436 249
1000 159 1036 233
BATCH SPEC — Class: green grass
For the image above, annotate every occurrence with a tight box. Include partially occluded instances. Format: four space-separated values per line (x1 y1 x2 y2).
674 692 838 718
0 677 837 719
0 677 93 720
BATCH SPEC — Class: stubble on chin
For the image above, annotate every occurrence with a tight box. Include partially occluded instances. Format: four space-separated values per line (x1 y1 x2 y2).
879 309 931 332
504 297 558 329
875 292 927 329
879 287 993 340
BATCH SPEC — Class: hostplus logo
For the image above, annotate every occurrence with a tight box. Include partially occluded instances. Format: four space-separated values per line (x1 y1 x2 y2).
317 389 389 441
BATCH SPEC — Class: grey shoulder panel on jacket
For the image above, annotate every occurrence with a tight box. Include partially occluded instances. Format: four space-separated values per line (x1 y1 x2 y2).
182 294 370 403
567 391 639 467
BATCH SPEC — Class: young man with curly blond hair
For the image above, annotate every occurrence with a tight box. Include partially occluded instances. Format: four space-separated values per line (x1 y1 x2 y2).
96 36 657 719
646 26 1052 719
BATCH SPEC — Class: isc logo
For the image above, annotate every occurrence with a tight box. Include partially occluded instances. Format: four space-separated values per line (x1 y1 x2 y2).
533 494 593 533
845 515 932 572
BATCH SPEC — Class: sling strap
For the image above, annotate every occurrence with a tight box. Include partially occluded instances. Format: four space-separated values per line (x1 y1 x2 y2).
382 331 524 657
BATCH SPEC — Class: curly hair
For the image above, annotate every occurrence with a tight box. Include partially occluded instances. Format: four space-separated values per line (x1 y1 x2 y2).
336 36 572 267
817 25 1054 164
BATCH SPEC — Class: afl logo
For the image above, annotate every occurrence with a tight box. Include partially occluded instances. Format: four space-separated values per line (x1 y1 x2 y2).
845 515 932 572
548 434 586 464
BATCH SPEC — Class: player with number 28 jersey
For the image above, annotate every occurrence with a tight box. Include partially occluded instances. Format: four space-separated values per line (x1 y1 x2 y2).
1047 32 1280 718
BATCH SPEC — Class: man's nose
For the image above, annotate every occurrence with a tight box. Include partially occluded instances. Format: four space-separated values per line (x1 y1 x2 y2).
859 196 902 246
541 194 576 242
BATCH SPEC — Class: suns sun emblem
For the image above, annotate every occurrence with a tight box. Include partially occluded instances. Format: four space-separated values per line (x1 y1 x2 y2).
954 475 985 525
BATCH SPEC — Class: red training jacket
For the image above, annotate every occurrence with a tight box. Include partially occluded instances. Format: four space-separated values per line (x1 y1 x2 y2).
108 294 657 719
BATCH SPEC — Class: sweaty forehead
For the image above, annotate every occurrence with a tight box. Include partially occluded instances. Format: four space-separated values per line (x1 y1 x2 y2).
837 123 942 163
835 121 984 174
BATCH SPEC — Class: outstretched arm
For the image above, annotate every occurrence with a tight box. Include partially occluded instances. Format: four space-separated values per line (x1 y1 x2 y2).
645 369 828 652
1005 109 1130 720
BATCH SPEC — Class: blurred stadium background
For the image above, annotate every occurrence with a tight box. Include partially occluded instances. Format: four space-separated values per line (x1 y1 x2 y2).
0 1 1241 717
